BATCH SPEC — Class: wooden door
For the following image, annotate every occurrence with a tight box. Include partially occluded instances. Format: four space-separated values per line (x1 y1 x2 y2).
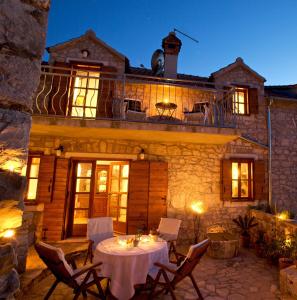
70 161 95 236
127 161 149 234
92 165 109 217
148 161 168 229
108 162 129 234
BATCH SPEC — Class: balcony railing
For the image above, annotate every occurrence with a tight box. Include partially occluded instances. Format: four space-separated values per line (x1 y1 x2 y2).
33 65 238 128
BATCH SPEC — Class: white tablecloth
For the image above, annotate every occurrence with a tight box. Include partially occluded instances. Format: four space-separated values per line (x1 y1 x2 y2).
93 235 169 300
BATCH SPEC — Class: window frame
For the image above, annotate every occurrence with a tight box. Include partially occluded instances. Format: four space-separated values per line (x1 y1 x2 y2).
24 155 41 204
232 87 249 116
231 158 254 202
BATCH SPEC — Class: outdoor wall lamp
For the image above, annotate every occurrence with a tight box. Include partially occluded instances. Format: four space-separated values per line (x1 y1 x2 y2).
81 49 90 58
138 148 145 160
55 145 64 157
191 201 205 243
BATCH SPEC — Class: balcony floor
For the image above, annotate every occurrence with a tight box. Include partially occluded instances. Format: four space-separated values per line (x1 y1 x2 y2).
31 116 240 145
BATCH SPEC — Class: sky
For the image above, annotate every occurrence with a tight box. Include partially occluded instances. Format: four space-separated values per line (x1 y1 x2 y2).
46 0 297 85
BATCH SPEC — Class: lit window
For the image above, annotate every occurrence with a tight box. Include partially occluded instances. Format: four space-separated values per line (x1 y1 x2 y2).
233 88 248 115
231 159 253 201
26 157 41 201
70 70 99 118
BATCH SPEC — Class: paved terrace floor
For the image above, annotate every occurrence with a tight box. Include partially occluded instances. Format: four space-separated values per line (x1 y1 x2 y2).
19 244 283 300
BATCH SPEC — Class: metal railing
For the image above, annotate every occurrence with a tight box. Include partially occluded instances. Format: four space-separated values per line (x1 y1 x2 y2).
32 65 238 128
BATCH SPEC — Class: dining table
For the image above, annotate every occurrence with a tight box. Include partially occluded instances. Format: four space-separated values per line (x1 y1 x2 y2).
93 235 169 300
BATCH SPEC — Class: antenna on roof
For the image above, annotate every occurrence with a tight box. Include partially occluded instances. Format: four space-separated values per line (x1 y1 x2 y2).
173 28 199 44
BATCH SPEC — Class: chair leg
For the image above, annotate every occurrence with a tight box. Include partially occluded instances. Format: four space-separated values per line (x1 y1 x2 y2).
189 273 203 300
82 290 87 298
44 279 59 300
84 242 93 265
73 290 81 300
161 270 177 300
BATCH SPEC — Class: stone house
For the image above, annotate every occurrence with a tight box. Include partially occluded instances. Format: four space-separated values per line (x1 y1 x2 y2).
23 29 296 243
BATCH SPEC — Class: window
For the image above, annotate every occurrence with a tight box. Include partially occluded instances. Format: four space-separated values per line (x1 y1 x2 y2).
70 68 100 118
25 157 41 201
233 87 249 115
231 159 254 201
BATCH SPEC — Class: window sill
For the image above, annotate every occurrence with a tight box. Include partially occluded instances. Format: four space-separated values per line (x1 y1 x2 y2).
24 202 44 212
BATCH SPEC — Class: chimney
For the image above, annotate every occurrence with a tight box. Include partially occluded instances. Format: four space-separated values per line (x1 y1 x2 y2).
162 31 182 79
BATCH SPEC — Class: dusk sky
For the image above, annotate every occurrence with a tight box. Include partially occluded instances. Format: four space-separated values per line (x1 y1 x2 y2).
46 0 297 85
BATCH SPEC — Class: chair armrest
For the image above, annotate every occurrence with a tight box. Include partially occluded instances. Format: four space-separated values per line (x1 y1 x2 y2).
154 262 176 274
72 261 102 279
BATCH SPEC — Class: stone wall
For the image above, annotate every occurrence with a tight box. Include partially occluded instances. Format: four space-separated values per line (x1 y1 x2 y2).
270 100 297 213
29 134 267 242
0 0 50 297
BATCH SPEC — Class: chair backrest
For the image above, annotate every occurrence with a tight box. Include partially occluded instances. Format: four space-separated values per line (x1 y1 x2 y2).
35 242 76 287
173 239 210 284
87 217 113 250
157 218 181 241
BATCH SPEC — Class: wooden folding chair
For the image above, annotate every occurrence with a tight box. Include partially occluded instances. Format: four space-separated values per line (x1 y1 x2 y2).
35 241 108 299
147 239 210 300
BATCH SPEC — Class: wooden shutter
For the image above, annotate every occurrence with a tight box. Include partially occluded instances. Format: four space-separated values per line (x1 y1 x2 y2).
48 62 70 116
254 160 267 201
148 161 168 230
249 88 259 114
37 155 56 203
127 161 149 234
43 158 70 241
221 159 232 201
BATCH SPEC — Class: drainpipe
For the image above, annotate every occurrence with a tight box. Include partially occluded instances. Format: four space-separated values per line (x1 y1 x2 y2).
267 98 273 209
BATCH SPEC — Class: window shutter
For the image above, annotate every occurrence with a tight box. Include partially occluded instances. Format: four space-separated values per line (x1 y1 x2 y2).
127 161 149 234
254 160 267 201
249 88 259 114
48 62 70 116
148 161 168 230
37 155 56 203
221 159 232 201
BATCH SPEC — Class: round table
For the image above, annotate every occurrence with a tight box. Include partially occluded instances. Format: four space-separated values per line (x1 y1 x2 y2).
93 235 169 300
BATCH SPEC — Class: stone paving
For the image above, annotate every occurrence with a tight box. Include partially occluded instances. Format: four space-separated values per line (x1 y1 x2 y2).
20 248 283 300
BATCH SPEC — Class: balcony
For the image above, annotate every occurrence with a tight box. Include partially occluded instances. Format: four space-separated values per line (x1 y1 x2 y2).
31 65 240 144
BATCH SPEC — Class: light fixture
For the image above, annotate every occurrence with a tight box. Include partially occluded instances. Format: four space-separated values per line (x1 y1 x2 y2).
1 229 15 239
81 49 89 58
55 145 64 157
138 148 145 160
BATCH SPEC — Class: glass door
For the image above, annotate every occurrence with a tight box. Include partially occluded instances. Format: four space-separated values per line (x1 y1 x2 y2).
71 162 94 236
108 162 129 234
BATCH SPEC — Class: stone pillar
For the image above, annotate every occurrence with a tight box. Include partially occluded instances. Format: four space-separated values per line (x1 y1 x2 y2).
0 0 50 297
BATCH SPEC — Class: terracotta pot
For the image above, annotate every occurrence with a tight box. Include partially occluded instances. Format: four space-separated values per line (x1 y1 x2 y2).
279 257 294 270
241 235 250 248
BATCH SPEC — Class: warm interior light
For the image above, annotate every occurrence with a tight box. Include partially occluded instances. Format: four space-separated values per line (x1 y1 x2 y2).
232 163 239 179
2 160 22 173
163 98 169 104
2 229 15 238
277 211 289 220
191 201 205 214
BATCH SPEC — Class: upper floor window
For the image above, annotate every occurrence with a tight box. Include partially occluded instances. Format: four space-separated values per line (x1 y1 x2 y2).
25 156 41 201
70 66 100 118
233 87 249 115
231 159 254 201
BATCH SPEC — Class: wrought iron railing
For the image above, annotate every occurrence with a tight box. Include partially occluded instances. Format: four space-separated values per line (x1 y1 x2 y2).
32 65 238 128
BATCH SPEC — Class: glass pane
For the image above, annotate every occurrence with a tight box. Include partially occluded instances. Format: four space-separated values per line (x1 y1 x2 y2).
73 209 88 224
120 179 128 193
241 181 249 197
74 94 85 106
232 180 238 198
74 194 89 209
71 106 84 117
111 179 119 192
77 163 92 177
112 165 120 177
120 194 127 207
76 178 91 192
29 158 40 177
238 103 245 114
84 108 96 118
119 208 127 222
241 163 249 179
121 165 129 178
109 194 118 207
99 185 106 192
74 72 88 88
109 206 117 221
232 162 238 180
27 179 38 200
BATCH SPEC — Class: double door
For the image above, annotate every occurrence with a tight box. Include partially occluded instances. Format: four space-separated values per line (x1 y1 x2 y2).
69 160 129 236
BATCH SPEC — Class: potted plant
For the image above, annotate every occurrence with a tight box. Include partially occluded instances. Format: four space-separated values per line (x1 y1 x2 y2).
232 215 258 248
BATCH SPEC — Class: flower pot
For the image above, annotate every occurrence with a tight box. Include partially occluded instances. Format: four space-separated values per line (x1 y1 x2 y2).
279 257 294 270
241 234 250 248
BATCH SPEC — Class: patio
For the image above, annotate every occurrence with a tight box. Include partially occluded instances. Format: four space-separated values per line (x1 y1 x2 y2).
19 243 281 300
